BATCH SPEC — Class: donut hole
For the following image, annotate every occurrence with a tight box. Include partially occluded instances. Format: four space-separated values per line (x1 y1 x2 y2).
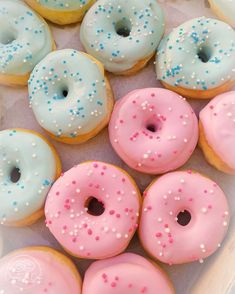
197 45 212 63
146 120 162 133
146 124 158 133
10 167 21 183
85 197 105 216
177 210 191 226
57 85 69 100
115 18 132 37
0 29 17 45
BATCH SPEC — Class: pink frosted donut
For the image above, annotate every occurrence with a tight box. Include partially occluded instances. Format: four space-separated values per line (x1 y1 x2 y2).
82 253 175 294
139 171 230 264
109 88 198 174
199 91 235 174
0 246 82 294
45 161 141 259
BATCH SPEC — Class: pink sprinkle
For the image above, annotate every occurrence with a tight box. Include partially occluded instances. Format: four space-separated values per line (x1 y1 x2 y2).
132 100 136 104
72 181 76 184
164 224 169 228
155 232 162 238
122 178 126 182
116 214 120 218
210 105 214 109
189 198 193 201
178 188 182 192
128 284 133 288
88 229 93 235
72 237 76 243
120 120 124 124
169 238 174 243
83 223 88 228
102 165 107 170
95 236 100 241
101 172 104 176
151 93 155 97
208 205 212 209
109 210 115 215
132 115 137 119
63 225 67 230
125 208 129 212
93 163 98 168
56 192 60 196
204 190 208 193
147 206 152 210
115 276 119 281
102 273 107 279
64 204 70 209
141 286 147 293
111 282 116 288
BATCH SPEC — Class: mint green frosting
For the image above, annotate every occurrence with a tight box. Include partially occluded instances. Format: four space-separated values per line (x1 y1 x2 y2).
28 49 110 139
0 129 57 225
37 0 92 10
211 0 235 27
0 0 53 75
156 17 235 90
80 0 165 73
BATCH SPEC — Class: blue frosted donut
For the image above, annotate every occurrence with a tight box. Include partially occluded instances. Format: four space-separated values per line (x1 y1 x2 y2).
156 17 235 99
28 49 113 144
25 0 95 25
80 0 165 75
0 0 54 86
0 129 61 226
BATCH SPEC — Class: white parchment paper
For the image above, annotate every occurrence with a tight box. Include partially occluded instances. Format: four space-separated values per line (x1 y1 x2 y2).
0 0 235 293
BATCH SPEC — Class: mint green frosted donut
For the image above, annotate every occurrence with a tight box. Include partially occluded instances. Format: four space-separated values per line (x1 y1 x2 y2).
156 17 235 94
28 49 112 142
0 129 59 226
0 0 53 78
80 0 165 74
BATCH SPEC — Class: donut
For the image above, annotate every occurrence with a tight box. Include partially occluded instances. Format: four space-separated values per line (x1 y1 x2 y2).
199 91 235 175
80 0 165 75
0 0 54 86
45 161 141 259
139 171 230 265
82 253 175 294
156 17 235 99
0 246 82 293
28 49 114 144
25 0 95 25
109 88 198 175
0 128 61 227
209 0 235 28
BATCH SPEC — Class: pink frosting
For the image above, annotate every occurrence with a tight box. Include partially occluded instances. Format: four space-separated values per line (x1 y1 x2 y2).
139 171 230 264
0 247 81 293
45 161 140 259
82 253 174 294
109 88 198 174
200 91 235 173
